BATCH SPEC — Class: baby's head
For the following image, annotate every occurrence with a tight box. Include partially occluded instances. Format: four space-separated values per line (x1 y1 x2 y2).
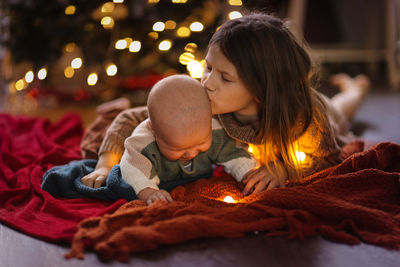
147 74 212 161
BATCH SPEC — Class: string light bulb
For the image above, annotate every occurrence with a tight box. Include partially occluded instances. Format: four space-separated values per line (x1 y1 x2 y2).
101 2 115 13
158 40 172 51
101 16 115 29
190 22 204 32
229 11 243 20
64 66 74 78
153 22 165 32
187 60 203 78
71 58 82 69
115 39 128 49
165 20 176 30
25 71 34 83
38 68 47 80
106 64 118 76
113 0 124 3
65 5 76 15
15 79 26 91
295 151 306 163
172 0 188 3
87 73 98 86
129 41 141 52
176 26 190 38
223 196 236 203
228 0 243 6
179 52 195 65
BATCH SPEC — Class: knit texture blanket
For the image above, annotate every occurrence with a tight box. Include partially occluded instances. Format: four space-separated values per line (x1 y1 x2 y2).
67 142 400 262
0 114 125 243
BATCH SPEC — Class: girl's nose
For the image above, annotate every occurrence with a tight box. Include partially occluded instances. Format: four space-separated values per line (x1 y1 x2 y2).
202 74 216 92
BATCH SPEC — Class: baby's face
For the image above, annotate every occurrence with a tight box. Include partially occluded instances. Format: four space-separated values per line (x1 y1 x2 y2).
155 125 212 162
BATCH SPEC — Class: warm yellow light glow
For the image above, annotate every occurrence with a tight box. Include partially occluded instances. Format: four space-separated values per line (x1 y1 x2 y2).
187 60 203 78
101 16 115 29
25 71 34 83
158 40 172 51
115 39 128 49
101 2 115 13
124 37 133 45
106 64 118 76
184 43 198 53
15 79 26 91
113 0 124 3
38 68 47 80
65 5 76 15
148 32 159 39
71 58 82 69
176 26 191 38
295 151 306 162
148 0 160 3
223 196 236 203
64 43 76 52
87 73 98 86
229 0 243 6
229 11 243 20
129 41 141 52
190 22 204 32
64 66 75 78
165 20 176 30
172 0 187 3
248 146 254 153
153 21 165 32
179 52 195 65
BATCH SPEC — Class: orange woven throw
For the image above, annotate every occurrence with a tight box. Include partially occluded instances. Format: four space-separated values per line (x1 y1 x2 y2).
67 142 400 262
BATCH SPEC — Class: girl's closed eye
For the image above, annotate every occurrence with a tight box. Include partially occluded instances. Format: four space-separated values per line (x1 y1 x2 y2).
221 75 231 82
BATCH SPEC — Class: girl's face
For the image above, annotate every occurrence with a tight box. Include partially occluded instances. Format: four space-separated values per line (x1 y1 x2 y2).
201 44 259 116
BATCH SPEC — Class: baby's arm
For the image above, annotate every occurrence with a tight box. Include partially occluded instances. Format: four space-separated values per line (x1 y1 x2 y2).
120 120 173 205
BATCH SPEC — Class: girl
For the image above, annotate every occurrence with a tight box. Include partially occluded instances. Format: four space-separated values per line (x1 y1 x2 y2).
81 13 369 195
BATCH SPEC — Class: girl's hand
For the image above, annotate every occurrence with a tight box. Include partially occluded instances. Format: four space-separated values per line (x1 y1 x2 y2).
242 165 286 195
138 188 173 205
81 167 110 188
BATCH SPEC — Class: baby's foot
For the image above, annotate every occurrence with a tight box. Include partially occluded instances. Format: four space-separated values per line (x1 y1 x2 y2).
330 73 370 97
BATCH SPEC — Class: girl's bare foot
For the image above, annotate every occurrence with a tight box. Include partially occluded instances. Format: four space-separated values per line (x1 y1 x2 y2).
330 73 370 98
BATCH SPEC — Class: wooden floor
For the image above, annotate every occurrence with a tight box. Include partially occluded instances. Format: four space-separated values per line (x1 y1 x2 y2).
1 90 400 266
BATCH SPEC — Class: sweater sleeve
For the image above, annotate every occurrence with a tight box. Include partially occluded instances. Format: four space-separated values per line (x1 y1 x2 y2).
211 120 258 182
99 106 148 159
119 120 160 194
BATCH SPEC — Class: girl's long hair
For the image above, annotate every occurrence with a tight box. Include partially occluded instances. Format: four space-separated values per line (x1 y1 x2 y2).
210 12 314 181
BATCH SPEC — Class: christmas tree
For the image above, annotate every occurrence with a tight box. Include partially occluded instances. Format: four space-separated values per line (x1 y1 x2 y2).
1 0 247 104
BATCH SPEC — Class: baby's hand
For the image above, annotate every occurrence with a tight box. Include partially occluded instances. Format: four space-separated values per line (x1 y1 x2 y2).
138 188 173 205
242 165 286 195
81 167 110 188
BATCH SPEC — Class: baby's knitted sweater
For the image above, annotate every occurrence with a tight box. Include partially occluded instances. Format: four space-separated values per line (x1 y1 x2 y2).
120 118 256 194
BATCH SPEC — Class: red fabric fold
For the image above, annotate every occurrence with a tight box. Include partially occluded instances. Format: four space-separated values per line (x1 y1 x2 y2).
67 142 400 262
0 114 126 243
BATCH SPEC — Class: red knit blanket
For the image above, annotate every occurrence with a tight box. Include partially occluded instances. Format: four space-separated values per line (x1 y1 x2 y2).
0 114 125 243
67 142 400 262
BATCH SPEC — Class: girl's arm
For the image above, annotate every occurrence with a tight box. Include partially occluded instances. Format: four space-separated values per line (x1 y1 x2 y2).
81 106 149 188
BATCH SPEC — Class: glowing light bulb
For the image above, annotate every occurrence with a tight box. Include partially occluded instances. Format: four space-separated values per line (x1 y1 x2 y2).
184 43 198 53
165 20 176 30
295 151 306 162
148 0 160 3
87 73 98 86
190 22 204 32
129 41 141 52
172 0 188 3
229 0 243 6
65 5 76 15
158 40 172 51
229 11 242 20
187 60 203 78
179 52 195 65
223 196 236 203
64 43 76 52
115 39 127 49
106 64 118 76
38 68 47 80
148 32 159 40
248 146 254 153
113 0 124 3
101 2 115 13
101 16 114 29
15 79 26 91
71 58 82 69
153 21 165 32
176 26 191 37
64 66 74 78
25 71 34 83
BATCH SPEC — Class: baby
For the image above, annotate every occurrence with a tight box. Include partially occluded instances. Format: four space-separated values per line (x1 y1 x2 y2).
119 74 257 205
